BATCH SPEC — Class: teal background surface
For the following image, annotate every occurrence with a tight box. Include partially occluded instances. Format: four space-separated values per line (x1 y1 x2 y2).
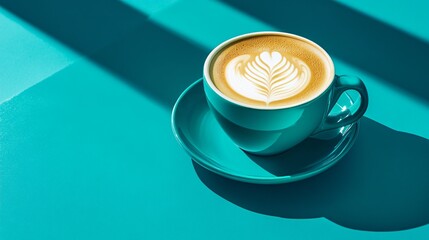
0 0 428 239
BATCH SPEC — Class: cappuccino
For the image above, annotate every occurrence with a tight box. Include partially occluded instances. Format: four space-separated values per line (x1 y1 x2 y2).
210 34 334 108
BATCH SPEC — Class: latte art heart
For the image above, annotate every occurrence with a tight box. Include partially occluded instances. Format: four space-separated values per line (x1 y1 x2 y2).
210 35 333 108
225 51 311 105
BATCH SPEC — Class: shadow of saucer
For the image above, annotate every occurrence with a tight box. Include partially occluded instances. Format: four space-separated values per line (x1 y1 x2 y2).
193 117 429 231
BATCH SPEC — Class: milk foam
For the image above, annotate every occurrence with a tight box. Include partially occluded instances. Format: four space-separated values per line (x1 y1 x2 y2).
225 51 310 106
210 34 334 108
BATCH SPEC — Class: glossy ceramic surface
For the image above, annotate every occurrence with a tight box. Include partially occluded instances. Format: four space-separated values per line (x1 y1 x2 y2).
202 32 368 155
4 1 429 238
172 79 360 184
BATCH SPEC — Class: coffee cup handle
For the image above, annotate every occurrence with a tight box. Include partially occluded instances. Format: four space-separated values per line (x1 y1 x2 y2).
313 75 369 133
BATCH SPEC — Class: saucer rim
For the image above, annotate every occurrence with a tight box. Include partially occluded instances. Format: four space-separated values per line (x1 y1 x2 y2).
171 79 359 184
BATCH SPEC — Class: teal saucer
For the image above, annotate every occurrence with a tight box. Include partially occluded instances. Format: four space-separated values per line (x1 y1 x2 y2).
171 79 359 184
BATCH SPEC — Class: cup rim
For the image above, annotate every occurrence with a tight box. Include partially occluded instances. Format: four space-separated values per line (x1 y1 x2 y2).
203 31 336 110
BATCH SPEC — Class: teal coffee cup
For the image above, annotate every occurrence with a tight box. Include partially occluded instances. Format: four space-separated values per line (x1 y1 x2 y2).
203 32 368 155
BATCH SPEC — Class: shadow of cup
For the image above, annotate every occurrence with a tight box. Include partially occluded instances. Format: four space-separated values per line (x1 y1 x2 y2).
194 117 429 231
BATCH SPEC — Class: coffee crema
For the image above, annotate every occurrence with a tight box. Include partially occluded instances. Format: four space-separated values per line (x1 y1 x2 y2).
210 34 334 108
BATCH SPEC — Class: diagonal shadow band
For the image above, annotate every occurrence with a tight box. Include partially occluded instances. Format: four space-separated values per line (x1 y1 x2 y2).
90 22 208 108
221 0 429 104
0 0 208 108
2 0 429 107
0 0 149 57
2 0 429 232
194 117 429 232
